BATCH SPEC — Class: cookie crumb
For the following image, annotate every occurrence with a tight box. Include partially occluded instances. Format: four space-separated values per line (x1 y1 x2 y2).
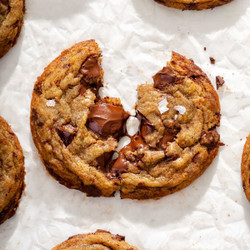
209 57 215 64
204 47 207 51
216 76 225 89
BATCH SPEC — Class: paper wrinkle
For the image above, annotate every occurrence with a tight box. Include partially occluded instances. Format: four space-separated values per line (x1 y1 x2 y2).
0 0 249 249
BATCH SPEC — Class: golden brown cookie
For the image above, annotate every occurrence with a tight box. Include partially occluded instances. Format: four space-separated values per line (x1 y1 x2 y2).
52 230 138 250
241 135 250 202
0 116 25 224
154 0 233 10
30 40 129 197
0 0 25 58
118 52 221 199
31 41 220 199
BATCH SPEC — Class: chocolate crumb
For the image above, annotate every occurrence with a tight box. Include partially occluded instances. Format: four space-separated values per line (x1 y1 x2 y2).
216 76 225 89
209 57 215 65
204 47 207 51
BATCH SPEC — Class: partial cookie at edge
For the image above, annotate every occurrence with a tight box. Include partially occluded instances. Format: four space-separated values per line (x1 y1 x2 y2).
0 0 25 58
154 0 233 10
52 230 138 250
241 135 250 202
0 116 25 225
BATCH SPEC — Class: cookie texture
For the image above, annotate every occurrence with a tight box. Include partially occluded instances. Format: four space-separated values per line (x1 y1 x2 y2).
241 135 250 202
31 41 220 199
119 52 220 199
0 0 25 58
154 0 233 10
0 116 25 224
30 40 129 197
52 230 138 250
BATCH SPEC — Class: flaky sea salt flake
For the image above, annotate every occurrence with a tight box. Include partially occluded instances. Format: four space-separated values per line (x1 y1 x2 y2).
174 105 186 115
158 98 169 114
46 99 55 107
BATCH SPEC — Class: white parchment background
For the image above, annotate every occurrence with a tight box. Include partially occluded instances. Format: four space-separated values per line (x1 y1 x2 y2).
0 0 249 249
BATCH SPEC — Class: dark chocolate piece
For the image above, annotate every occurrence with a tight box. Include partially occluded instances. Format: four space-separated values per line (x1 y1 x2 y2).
96 151 115 172
200 130 220 149
209 57 215 65
80 55 102 80
153 67 181 90
216 76 225 89
111 135 147 175
57 124 77 146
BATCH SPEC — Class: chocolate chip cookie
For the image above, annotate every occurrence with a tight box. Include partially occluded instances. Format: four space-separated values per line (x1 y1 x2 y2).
241 135 250 202
154 0 233 10
31 40 129 197
52 230 138 250
31 41 220 199
118 52 220 199
0 0 25 58
0 116 25 224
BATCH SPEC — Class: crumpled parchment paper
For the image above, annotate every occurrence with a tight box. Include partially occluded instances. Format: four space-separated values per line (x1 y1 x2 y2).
0 0 249 249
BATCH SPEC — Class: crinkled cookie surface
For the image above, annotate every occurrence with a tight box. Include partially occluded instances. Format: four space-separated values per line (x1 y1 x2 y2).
0 0 25 57
0 116 25 224
154 0 233 10
31 40 220 200
52 230 138 250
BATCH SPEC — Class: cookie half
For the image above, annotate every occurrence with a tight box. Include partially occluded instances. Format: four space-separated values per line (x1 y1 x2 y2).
30 40 129 197
52 230 138 250
241 135 250 202
0 116 25 224
0 0 25 58
118 52 221 199
154 0 233 10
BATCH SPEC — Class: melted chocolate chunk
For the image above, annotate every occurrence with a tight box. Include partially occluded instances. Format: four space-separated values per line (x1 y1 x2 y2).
137 112 155 139
160 120 181 149
200 130 220 149
216 76 225 89
80 55 102 80
160 129 177 149
57 124 77 146
96 151 115 172
87 102 129 139
153 67 181 90
111 135 147 176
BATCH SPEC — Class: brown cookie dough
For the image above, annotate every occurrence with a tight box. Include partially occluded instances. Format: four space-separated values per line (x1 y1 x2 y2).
52 230 138 250
118 52 221 199
241 135 250 202
154 0 233 10
0 0 25 58
31 41 220 199
0 116 25 224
